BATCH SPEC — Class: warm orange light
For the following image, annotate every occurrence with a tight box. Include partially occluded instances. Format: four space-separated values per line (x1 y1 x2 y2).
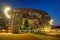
4 6 11 18
44 27 51 32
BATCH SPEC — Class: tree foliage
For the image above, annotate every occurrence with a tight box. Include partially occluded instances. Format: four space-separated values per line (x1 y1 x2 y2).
22 18 29 30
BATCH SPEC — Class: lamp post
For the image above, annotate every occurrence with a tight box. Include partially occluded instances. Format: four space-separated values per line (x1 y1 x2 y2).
4 6 11 33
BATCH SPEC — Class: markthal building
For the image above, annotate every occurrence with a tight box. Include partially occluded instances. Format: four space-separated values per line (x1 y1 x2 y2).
0 8 51 33
9 8 51 33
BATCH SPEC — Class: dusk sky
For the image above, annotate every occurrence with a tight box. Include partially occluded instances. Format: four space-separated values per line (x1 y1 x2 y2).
0 0 60 26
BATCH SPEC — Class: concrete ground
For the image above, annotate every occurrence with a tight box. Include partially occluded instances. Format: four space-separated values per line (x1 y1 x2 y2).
0 33 40 40
0 33 60 40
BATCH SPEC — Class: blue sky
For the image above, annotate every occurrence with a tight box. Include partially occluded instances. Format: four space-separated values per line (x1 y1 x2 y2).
0 0 60 26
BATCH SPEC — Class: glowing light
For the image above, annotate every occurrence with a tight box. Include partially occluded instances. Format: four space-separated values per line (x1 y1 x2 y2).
4 7 11 18
50 19 53 25
2 29 5 31
44 27 51 32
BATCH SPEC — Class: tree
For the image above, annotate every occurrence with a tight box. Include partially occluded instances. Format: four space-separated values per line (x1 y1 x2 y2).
22 18 29 30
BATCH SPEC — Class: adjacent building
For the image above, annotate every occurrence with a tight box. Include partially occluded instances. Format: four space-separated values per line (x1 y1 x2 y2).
0 12 6 31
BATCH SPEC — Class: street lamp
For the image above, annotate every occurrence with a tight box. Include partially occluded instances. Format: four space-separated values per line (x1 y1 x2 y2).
50 19 53 25
3 6 11 33
4 6 11 18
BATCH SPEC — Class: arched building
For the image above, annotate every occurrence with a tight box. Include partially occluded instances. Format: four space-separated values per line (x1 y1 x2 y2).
10 8 51 32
